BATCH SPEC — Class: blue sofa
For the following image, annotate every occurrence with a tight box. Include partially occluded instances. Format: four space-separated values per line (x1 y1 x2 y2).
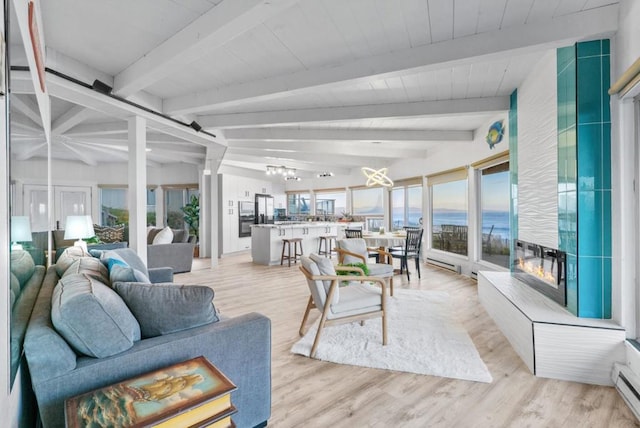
24 248 271 428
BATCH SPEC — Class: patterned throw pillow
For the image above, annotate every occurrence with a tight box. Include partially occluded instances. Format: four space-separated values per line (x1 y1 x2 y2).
94 224 125 243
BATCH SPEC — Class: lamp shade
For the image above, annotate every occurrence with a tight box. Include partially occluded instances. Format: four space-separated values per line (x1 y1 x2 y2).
11 216 32 242
64 215 95 240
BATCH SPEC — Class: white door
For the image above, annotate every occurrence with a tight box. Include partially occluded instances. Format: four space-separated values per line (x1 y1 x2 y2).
55 186 92 229
23 184 92 231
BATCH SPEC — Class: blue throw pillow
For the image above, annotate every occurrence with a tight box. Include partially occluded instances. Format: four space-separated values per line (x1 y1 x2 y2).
113 282 218 338
51 273 141 358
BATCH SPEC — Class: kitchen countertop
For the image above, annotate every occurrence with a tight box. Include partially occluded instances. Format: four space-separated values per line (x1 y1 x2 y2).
251 222 358 229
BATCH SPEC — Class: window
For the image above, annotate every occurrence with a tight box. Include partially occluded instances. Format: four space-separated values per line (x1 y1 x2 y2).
429 170 468 256
315 190 346 217
100 187 128 226
391 182 423 230
165 187 199 229
352 187 384 231
480 162 510 268
287 193 311 217
147 188 156 226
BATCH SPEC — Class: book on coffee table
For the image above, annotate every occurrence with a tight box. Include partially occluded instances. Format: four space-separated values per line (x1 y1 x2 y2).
65 356 237 428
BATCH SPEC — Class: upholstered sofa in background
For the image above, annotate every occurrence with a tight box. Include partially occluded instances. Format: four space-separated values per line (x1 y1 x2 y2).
23 247 272 428
147 227 196 273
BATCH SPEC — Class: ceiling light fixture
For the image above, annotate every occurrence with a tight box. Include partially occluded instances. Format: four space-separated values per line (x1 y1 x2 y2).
91 79 113 95
362 167 394 187
285 176 301 181
266 165 296 177
317 172 334 178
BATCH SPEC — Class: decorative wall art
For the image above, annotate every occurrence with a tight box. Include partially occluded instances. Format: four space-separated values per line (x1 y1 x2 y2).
486 120 505 149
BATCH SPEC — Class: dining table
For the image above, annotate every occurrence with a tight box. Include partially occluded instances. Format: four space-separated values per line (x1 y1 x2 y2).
362 232 407 250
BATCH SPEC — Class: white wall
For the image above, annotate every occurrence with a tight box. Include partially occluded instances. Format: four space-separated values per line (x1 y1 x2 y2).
517 50 559 249
611 0 640 336
218 171 285 255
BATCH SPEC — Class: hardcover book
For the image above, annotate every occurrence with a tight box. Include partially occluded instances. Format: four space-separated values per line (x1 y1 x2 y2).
65 356 237 428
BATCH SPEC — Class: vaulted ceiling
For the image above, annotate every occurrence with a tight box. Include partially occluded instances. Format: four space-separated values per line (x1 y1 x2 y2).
9 0 619 179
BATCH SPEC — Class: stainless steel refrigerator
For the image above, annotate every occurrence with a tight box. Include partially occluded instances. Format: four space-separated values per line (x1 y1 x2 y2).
255 194 274 224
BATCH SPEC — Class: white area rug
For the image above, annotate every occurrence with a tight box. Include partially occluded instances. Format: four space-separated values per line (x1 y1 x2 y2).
291 288 493 383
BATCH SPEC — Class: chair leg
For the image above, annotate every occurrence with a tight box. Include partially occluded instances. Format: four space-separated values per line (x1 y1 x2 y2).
280 241 286 266
389 277 394 297
288 241 292 267
415 255 421 279
299 296 314 336
310 310 330 358
405 257 410 281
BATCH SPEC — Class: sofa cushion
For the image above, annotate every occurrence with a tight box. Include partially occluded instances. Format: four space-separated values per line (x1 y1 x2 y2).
113 282 218 338
62 257 109 284
10 272 20 306
51 273 141 358
147 227 161 244
108 259 150 284
10 250 36 287
55 246 91 277
93 224 125 243
172 229 188 243
152 226 173 244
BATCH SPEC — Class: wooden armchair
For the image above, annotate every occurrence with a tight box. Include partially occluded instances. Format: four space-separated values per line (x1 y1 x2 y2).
299 254 388 358
335 238 395 295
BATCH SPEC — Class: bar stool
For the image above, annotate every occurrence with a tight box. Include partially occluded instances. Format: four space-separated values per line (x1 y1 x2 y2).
281 238 304 267
318 235 337 258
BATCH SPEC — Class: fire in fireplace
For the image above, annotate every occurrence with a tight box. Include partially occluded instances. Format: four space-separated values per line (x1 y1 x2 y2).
513 240 566 306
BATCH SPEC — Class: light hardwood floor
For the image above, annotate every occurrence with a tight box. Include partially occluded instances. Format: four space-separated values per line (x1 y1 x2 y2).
178 254 639 428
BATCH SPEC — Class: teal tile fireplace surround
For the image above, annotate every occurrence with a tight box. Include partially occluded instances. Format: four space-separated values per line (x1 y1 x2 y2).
557 40 612 318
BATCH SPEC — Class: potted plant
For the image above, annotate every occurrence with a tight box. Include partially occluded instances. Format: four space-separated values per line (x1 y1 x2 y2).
180 195 200 257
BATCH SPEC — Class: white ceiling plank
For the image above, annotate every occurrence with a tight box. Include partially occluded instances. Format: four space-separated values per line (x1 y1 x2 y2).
222 152 352 175
224 127 473 143
400 0 431 47
227 139 430 159
477 0 508 33
555 0 590 17
501 0 536 28
11 95 43 127
428 0 454 42
113 0 301 97
52 106 93 135
197 97 509 128
16 142 47 161
59 142 98 166
454 0 481 38
164 4 618 115
64 121 127 137
526 0 562 23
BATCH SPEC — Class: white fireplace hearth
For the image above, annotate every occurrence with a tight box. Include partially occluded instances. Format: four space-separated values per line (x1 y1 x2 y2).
479 271 625 385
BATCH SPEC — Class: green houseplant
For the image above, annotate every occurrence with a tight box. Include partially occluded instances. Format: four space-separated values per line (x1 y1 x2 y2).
180 195 200 242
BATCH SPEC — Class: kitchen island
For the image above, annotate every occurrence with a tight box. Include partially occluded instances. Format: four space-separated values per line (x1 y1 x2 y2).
251 222 364 265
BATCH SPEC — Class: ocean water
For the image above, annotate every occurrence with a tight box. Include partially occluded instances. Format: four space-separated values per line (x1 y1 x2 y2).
432 210 510 240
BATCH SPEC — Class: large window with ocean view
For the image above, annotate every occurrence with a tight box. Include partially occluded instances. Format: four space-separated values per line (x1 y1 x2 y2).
480 162 510 268
391 182 422 230
352 187 384 231
430 169 468 256
315 190 346 218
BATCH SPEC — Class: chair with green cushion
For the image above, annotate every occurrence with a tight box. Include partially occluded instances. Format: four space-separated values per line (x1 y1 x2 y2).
335 238 395 296
299 254 388 358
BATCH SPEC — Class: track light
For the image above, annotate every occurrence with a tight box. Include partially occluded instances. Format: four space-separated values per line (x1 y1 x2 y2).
189 121 202 132
92 79 113 95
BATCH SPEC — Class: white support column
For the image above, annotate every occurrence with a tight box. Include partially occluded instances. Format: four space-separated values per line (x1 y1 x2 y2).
155 186 164 227
210 172 219 266
128 116 147 264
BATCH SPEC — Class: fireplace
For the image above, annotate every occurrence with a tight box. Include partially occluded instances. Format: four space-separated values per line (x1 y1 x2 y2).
513 240 566 306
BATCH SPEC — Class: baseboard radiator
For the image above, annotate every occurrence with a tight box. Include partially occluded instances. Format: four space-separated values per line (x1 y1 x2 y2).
613 363 640 420
426 257 461 274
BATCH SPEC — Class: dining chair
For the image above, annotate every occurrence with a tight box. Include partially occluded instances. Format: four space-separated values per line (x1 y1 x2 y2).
390 228 424 281
299 254 388 358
